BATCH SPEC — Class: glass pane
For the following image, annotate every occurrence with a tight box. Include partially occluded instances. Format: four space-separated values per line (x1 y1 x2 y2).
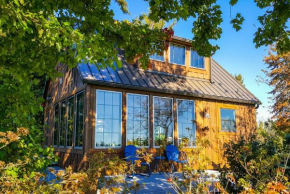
104 105 112 119
54 104 59 146
153 97 173 147
191 50 204 69
126 94 149 147
177 100 196 147
75 92 84 147
104 133 111 146
170 44 185 65
95 132 103 147
59 101 66 147
220 108 236 132
105 92 113 105
66 97 74 147
96 90 122 147
97 105 105 119
97 91 105 105
150 53 164 61
111 133 121 147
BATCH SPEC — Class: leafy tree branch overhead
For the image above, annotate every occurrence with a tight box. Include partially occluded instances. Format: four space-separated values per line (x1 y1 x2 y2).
0 0 289 173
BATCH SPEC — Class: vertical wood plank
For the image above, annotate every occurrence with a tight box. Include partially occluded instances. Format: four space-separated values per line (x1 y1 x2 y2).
122 92 127 149
173 97 178 146
149 95 154 148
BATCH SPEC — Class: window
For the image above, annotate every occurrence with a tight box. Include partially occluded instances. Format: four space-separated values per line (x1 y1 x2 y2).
66 97 74 147
150 53 164 62
177 100 196 147
53 104 59 146
95 90 122 148
190 49 204 69
220 108 236 132
127 94 149 147
59 101 66 147
153 97 174 147
170 43 186 65
53 91 85 148
75 92 84 148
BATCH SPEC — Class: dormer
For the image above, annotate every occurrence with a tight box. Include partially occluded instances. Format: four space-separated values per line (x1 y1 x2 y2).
149 36 211 80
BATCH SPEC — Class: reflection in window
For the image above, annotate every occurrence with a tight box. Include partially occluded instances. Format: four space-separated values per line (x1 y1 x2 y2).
170 43 185 65
190 50 204 69
95 90 122 148
66 97 74 147
127 94 149 147
220 108 236 132
53 104 59 146
75 92 84 148
153 97 173 147
150 53 164 62
59 101 66 147
177 100 196 147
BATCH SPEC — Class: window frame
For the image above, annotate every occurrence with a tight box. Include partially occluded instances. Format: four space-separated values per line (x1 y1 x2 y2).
149 51 165 62
126 93 150 148
169 43 186 66
176 99 196 148
95 89 123 149
218 105 237 133
66 95 75 148
189 48 205 70
53 103 59 147
74 91 85 149
153 96 174 148
59 100 67 148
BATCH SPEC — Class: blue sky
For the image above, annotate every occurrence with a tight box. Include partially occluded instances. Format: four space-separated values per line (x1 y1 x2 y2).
110 0 272 122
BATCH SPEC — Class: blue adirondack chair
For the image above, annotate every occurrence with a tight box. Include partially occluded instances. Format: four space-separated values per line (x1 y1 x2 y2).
165 145 188 173
124 145 151 177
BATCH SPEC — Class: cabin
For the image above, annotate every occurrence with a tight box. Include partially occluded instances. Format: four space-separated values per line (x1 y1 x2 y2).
43 36 260 170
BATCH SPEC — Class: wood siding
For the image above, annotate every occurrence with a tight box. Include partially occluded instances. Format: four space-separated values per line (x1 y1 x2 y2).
86 85 257 169
44 65 87 170
149 39 211 79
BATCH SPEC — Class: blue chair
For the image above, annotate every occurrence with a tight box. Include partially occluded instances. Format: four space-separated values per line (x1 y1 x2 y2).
124 145 151 177
165 145 188 173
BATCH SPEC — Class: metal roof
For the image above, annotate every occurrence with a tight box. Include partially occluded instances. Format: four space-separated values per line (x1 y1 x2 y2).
78 58 260 105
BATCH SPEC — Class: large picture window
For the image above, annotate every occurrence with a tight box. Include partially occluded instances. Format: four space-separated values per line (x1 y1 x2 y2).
53 91 84 148
127 94 149 147
95 90 122 148
59 100 66 147
75 92 84 148
220 108 236 132
177 100 196 147
190 49 204 69
53 104 59 146
153 96 174 147
170 43 186 65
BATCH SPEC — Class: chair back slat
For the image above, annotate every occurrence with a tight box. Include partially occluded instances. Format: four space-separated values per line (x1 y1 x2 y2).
124 145 137 162
165 145 179 161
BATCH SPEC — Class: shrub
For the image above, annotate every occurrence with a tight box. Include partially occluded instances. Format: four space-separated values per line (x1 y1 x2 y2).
220 127 290 193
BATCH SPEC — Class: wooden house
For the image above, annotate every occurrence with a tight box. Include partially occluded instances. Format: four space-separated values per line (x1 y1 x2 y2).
43 36 260 170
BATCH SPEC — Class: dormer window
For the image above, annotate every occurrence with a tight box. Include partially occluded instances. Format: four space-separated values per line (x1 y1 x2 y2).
149 52 164 62
190 49 204 69
170 43 186 65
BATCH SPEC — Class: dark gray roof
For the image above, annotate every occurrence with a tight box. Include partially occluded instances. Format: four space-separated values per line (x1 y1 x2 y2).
78 59 260 105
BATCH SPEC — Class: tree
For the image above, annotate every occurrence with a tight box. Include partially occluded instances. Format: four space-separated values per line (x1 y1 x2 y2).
0 0 289 178
233 73 244 85
263 47 290 131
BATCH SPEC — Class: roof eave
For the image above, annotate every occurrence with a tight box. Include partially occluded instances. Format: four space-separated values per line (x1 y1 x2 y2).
83 79 260 105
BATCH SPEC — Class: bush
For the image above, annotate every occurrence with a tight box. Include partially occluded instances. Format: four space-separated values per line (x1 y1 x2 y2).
220 127 290 193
